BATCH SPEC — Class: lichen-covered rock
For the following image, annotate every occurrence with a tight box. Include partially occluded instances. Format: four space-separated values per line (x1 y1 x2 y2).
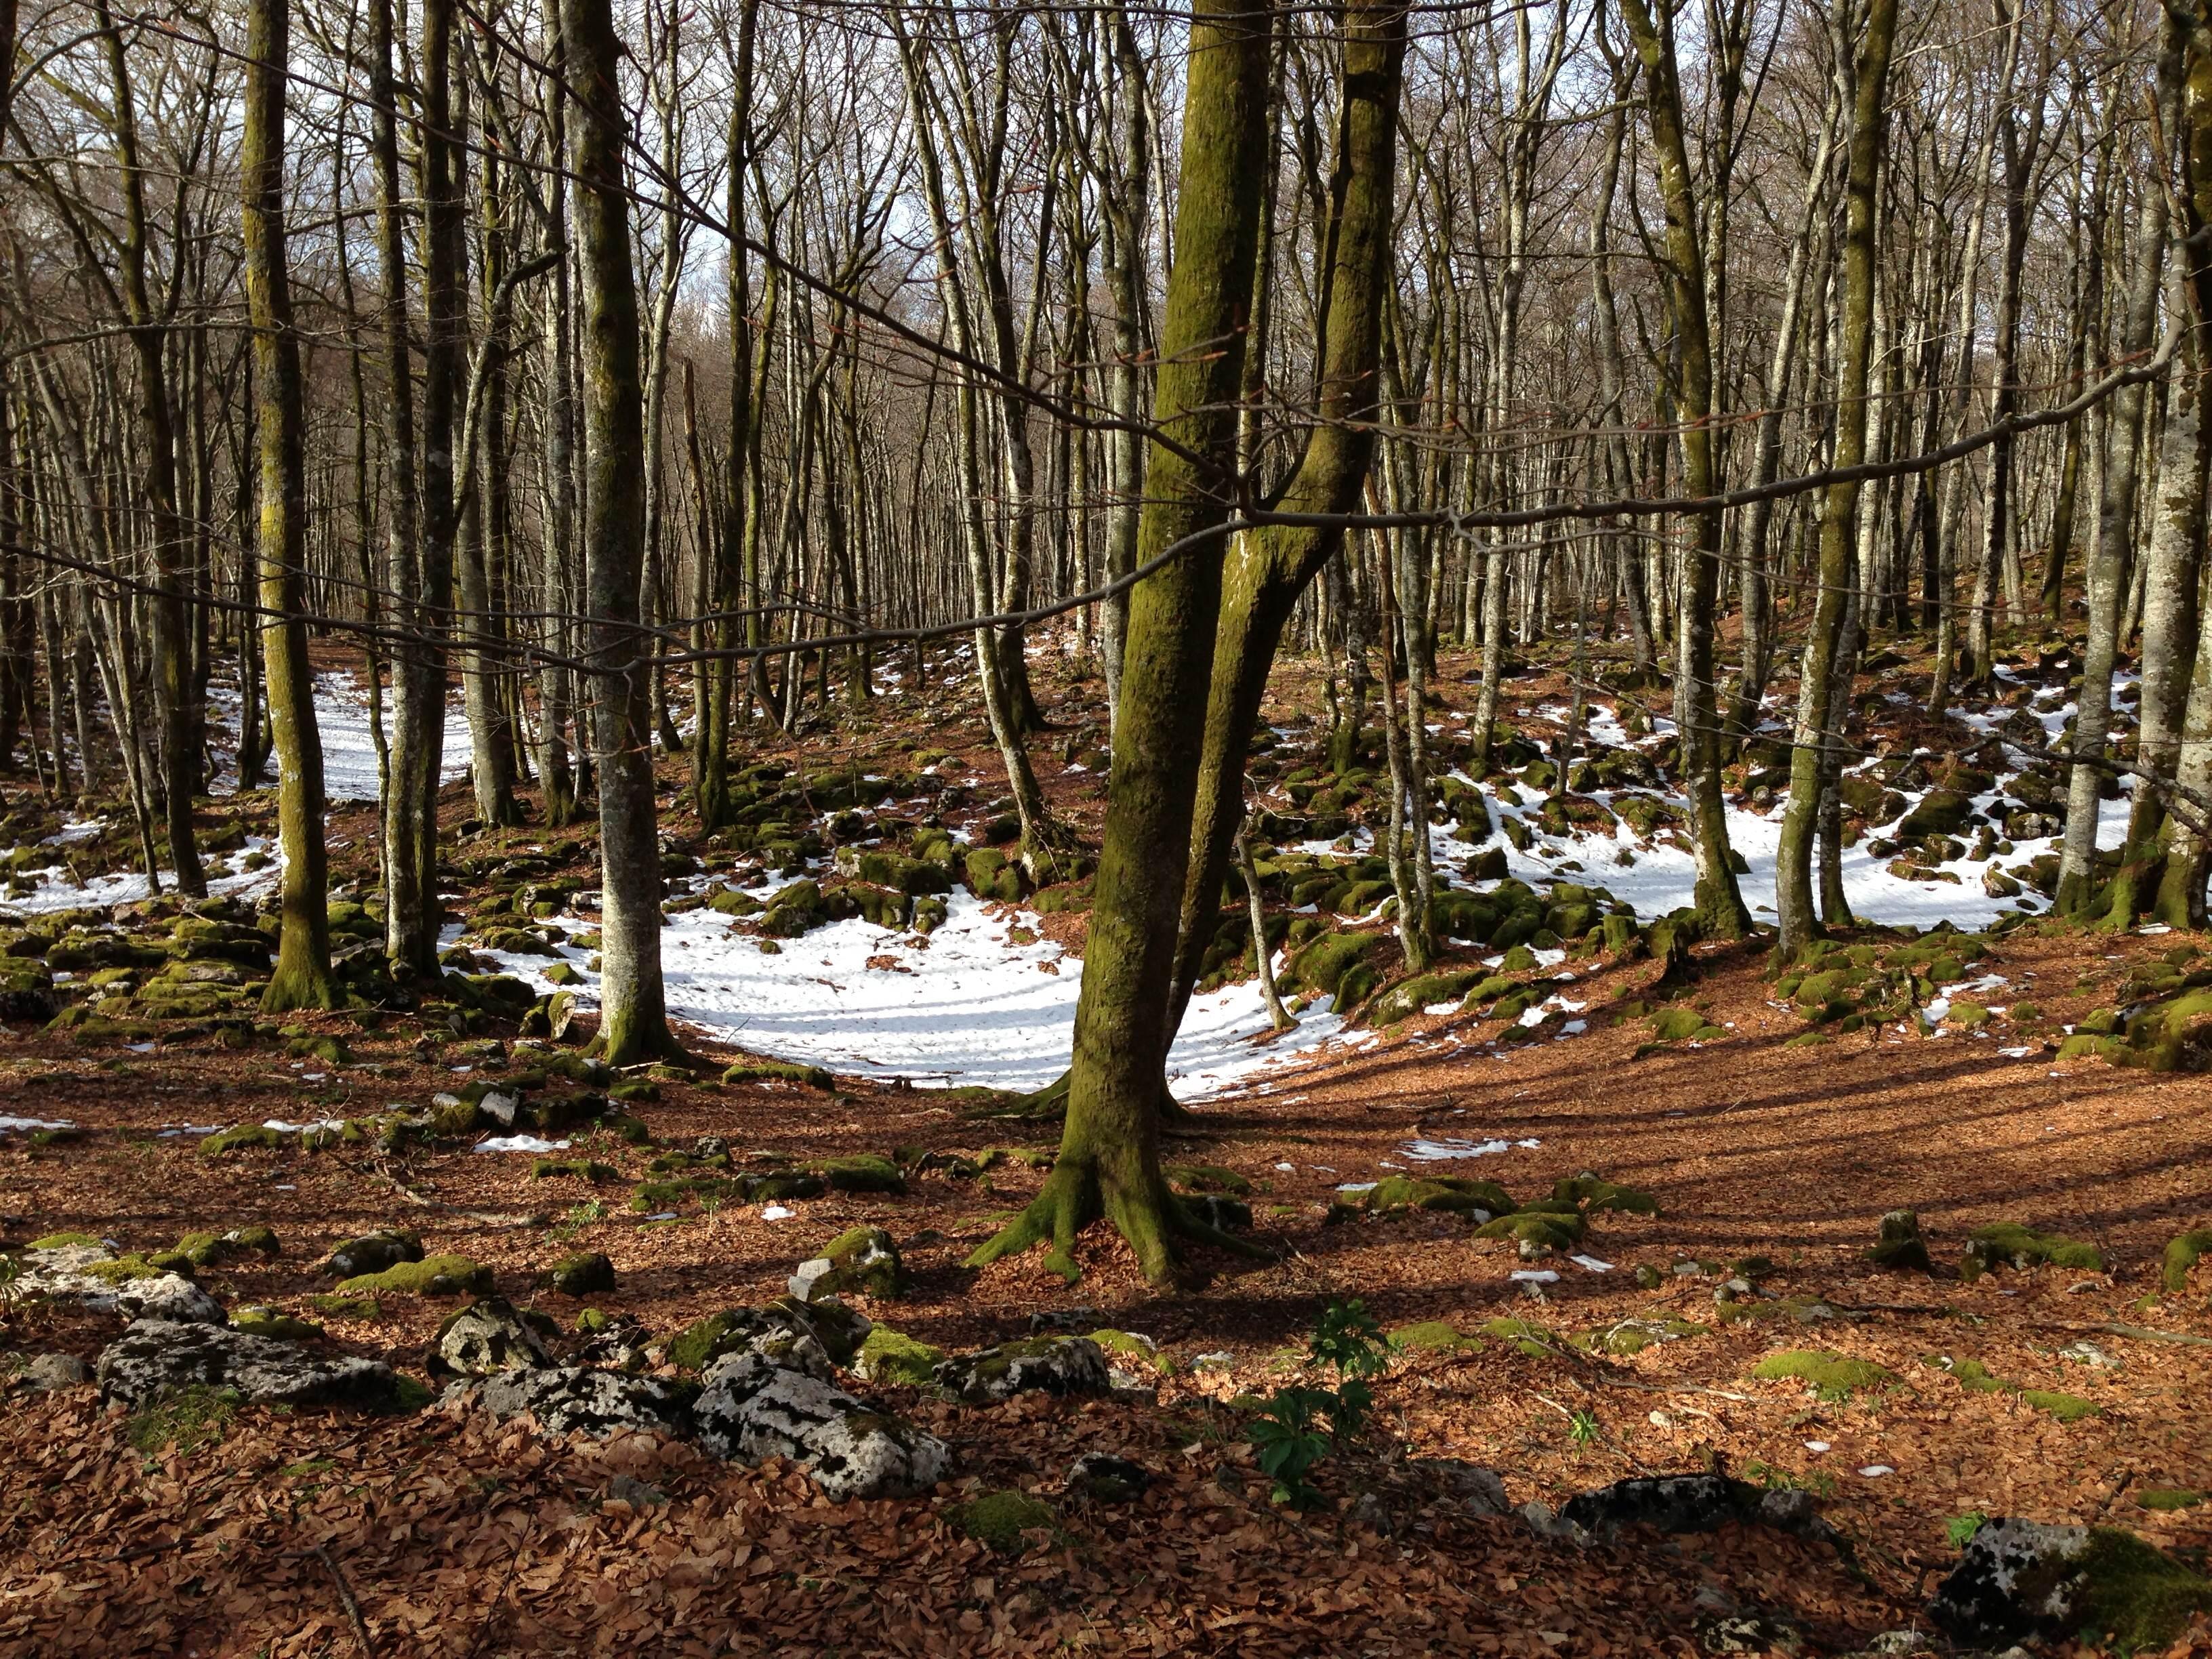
20 1353 89 1391
466 1366 690 1439
693 1353 948 1501
17 1243 226 1326
573 1311 654 1373
790 1226 901 1303
1929 1519 2212 1650
324 1229 423 1279
430 1297 554 1378
932 1335 1110 1404
665 1296 870 1378
97 1318 402 1412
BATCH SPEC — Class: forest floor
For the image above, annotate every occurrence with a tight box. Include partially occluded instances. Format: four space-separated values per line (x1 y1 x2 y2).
0 630 2207 1658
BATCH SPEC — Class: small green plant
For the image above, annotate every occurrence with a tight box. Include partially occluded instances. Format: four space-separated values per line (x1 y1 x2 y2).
552 1199 607 1241
1244 1298 1396 1507
1946 1511 1990 1549
127 1385 239 1456
1568 1409 1601 1450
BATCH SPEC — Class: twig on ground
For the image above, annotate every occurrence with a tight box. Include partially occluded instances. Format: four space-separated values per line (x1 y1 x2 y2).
314 1542 377 1658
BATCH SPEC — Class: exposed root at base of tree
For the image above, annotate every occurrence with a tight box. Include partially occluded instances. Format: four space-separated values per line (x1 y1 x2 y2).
966 1159 1267 1287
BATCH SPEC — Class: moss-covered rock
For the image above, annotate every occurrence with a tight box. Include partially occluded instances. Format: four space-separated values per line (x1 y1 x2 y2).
721 1066 832 1092
1355 1174 1514 1218
1749 1348 1893 1400
814 1154 906 1195
336 1254 492 1298
324 1230 422 1280
199 1124 286 1155
2163 1228 2212 1292
1163 1164 1251 1196
949 1490 1058 1553
1392 1319 1481 1353
229 1306 323 1342
531 1157 618 1183
1935 1356 2101 1421
1368 968 1485 1026
548 1252 615 1296
2135 1488 2207 1512
165 1225 280 1268
793 1226 902 1300
1868 1208 1933 1273
1645 1006 1724 1044
1963 1223 2104 1280
1475 1208 1584 1253
1552 1174 1658 1216
851 1326 945 1387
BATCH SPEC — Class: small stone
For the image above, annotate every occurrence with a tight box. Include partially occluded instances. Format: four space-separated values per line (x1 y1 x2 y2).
98 1319 402 1411
605 1472 667 1507
1066 1452 1152 1503
478 1088 521 1128
20 1353 89 1391
468 1366 690 1439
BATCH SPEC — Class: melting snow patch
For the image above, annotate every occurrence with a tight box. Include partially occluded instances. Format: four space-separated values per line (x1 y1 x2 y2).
0 1115 74 1133
760 1204 796 1221
1401 1136 1511 1161
1570 1255 1614 1273
474 1134 570 1154
1858 1465 1895 1478
262 1119 344 1134
1510 1270 1559 1284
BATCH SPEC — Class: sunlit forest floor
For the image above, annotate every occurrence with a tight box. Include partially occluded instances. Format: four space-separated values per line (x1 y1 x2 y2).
0 627 2207 1657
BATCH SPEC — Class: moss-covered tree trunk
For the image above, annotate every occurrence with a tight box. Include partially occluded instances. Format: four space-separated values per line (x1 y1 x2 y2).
1161 0 1408 1040
1619 0 1750 941
970 0 1274 1285
241 0 336 1011
1774 0 1898 958
565 0 680 1066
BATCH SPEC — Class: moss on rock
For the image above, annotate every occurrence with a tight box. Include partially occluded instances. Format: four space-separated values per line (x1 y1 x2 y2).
1391 1319 1479 1353
1552 1174 1658 1216
853 1326 946 1387
814 1154 906 1195
2072 1526 2212 1653
2162 1228 2212 1293
337 1254 493 1298
549 1252 615 1296
1963 1223 2104 1279
721 1058 834 1089
199 1124 286 1155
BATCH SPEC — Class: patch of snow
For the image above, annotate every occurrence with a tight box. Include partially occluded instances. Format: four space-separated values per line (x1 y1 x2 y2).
1401 1136 1511 1161
0 1115 74 1133
473 1134 570 1154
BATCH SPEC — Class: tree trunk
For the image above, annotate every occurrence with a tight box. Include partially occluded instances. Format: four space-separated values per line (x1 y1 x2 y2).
241 0 336 1009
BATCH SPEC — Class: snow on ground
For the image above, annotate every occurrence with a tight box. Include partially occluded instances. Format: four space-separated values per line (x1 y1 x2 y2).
0 838 277 918
470 886 1351 1099
206 673 472 801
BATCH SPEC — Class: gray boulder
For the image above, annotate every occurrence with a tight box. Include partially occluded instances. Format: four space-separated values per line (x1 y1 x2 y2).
932 1335 1110 1404
1416 1457 1510 1518
1929 1518 2091 1645
468 1366 689 1439
665 1296 869 1378
430 1297 554 1378
693 1352 949 1501
1561 1475 1837 1546
18 1244 226 1326
97 1318 402 1411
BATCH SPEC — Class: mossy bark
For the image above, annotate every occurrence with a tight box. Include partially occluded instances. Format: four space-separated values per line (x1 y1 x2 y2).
1619 0 1751 943
241 0 337 1011
971 0 1273 1285
566 0 681 1066
1774 0 1896 954
1163 0 1409 1036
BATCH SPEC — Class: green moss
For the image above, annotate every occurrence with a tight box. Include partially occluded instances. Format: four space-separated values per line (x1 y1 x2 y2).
2163 1229 2212 1292
161 1225 280 1267
1164 1164 1251 1196
2135 1488 2207 1512
1475 1210 1585 1251
1391 1319 1479 1353
1963 1223 2104 1279
81 1253 173 1285
1357 1175 1513 1217
666 1310 746 1373
2022 1388 2102 1422
855 1326 946 1387
1088 1328 1173 1373
948 1490 1058 1553
1647 1006 1724 1042
229 1306 323 1341
721 1058 834 1089
1750 1349 1893 1401
336 1254 492 1298
126 1383 238 1455
199 1124 286 1155
28 1231 103 1250
2072 1527 2212 1654
1581 1313 1703 1355
814 1154 906 1195
1552 1175 1659 1216
1479 1317 1557 1358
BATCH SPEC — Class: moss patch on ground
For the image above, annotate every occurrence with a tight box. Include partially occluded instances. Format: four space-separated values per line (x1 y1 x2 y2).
2162 1228 2212 1292
2072 1527 2212 1654
1963 1223 2104 1279
1933 1357 2100 1422
1749 1349 1893 1401
948 1490 1058 1553
127 1384 239 1455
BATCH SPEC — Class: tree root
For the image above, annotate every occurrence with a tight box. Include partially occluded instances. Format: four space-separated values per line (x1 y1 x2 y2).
966 1161 1267 1286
